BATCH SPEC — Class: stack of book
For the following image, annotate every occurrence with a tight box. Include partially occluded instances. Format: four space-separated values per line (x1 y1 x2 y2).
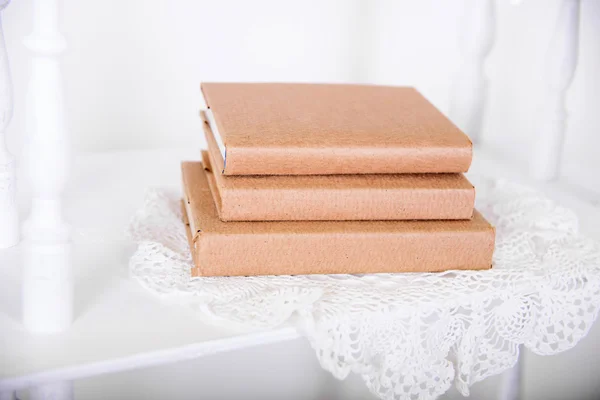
181 83 495 277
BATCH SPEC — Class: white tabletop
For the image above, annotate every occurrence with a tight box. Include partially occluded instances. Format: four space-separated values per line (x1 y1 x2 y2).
0 147 598 392
0 149 299 392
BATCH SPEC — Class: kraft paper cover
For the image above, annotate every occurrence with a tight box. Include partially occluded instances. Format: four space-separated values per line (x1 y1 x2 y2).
202 119 475 221
181 161 495 277
201 82 472 175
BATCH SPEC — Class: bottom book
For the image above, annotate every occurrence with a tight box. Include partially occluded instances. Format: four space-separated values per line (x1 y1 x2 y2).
182 161 495 277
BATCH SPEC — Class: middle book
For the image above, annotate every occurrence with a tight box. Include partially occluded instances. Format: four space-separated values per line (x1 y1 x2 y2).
202 111 475 222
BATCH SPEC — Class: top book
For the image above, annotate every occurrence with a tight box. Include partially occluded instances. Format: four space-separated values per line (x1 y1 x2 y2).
201 82 472 175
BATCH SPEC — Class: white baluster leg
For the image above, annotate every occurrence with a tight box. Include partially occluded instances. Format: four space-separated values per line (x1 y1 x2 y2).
529 0 581 181
0 0 18 249
22 0 72 325
22 0 72 326
22 241 72 333
0 391 16 400
449 0 495 144
29 382 73 400
23 0 69 240
498 348 522 400
21 0 73 394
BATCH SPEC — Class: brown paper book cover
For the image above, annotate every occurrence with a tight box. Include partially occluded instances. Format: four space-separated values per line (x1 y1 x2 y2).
201 82 472 175
181 161 495 277
202 118 475 221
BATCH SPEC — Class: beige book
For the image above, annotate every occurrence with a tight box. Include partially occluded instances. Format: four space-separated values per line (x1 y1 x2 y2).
181 161 495 277
201 82 472 175
202 116 475 221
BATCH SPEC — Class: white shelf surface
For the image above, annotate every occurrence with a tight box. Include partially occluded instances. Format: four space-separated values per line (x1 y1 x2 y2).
0 147 598 392
0 149 300 392
469 147 600 239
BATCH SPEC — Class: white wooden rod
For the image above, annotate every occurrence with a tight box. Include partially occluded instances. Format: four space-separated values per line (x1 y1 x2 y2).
529 0 581 181
449 0 495 144
0 390 16 400
0 0 18 249
29 381 73 400
498 348 523 400
22 0 72 334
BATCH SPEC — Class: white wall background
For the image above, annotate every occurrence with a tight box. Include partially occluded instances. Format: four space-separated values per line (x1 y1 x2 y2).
4 1 600 399
4 0 600 193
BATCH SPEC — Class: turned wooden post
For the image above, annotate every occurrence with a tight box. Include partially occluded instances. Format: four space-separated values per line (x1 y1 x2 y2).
22 0 73 336
21 2 73 398
449 0 495 144
0 0 18 249
529 0 581 181
29 382 73 400
0 390 16 400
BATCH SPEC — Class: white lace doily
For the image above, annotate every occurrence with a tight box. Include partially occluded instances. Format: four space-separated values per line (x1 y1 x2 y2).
128 177 600 400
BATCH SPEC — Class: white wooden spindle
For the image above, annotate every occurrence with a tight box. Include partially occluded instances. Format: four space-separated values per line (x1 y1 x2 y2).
22 241 72 333
22 0 72 337
449 0 495 143
0 0 18 249
498 349 522 400
23 0 69 243
22 0 69 240
29 382 73 400
529 0 581 181
0 391 16 400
